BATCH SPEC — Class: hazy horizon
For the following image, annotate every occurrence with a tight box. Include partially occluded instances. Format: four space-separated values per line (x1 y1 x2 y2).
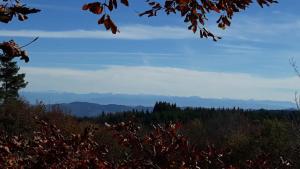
21 91 296 110
21 90 297 103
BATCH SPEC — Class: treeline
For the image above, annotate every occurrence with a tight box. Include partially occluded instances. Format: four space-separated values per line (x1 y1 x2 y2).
89 101 300 124
0 100 299 168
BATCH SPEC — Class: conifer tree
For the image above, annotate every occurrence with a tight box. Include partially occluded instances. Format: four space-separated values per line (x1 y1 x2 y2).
0 59 27 103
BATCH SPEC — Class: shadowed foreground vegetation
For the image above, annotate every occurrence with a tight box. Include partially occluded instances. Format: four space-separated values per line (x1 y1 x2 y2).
0 100 299 168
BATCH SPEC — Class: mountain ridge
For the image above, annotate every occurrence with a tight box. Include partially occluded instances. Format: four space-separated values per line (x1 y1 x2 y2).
48 101 152 117
21 91 296 110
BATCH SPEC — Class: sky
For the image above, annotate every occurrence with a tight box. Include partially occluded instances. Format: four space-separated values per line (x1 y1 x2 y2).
1 0 300 101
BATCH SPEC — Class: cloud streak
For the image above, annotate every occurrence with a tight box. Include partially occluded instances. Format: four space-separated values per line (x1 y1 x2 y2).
21 66 300 102
218 17 300 42
0 25 193 40
1 16 299 41
30 51 181 57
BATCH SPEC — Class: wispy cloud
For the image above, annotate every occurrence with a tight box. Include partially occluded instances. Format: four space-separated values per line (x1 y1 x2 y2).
0 25 193 40
30 51 181 57
1 16 299 41
21 66 300 102
28 3 77 11
215 44 263 54
219 16 300 42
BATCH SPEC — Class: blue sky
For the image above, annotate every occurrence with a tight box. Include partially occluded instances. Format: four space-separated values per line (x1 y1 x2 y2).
1 0 300 101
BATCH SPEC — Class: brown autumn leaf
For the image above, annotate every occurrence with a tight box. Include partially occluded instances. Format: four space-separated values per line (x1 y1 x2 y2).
82 2 103 14
121 0 129 6
0 2 40 23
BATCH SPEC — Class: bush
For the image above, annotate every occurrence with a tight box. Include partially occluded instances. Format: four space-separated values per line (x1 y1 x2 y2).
0 119 294 169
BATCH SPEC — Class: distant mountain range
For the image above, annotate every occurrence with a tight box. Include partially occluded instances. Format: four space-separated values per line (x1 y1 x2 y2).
21 91 296 111
48 102 152 117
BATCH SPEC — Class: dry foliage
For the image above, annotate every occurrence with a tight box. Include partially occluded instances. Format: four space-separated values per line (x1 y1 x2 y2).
0 40 30 63
0 119 293 169
83 0 277 40
0 0 40 23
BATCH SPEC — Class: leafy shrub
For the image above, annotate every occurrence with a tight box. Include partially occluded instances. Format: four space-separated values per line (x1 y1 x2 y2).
0 118 293 169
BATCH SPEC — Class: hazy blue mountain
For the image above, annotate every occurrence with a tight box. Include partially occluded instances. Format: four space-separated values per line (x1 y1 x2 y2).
21 91 296 110
48 102 152 117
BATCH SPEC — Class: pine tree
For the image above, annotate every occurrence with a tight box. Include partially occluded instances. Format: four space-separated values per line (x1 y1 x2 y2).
0 59 27 103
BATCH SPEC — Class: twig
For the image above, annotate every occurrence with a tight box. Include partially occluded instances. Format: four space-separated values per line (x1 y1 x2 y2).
19 37 39 49
289 57 300 77
294 92 300 110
